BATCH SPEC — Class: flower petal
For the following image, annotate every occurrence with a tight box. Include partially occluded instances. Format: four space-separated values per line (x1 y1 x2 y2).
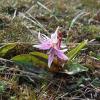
55 50 68 60
61 49 68 52
33 43 51 50
51 26 59 43
38 32 51 43
48 49 54 68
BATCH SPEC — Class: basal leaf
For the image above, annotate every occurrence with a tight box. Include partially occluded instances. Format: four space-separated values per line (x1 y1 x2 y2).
0 43 16 57
30 51 58 66
30 52 48 59
11 54 48 68
65 62 88 75
11 53 51 78
67 40 88 61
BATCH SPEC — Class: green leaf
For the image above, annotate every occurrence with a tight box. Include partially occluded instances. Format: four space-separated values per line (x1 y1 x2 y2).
0 43 16 57
30 52 58 66
11 53 48 68
66 62 88 75
67 40 88 61
11 53 52 79
30 52 48 59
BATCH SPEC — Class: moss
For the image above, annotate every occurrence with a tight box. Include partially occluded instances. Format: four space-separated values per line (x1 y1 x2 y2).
81 0 100 9
82 25 100 33
0 17 34 42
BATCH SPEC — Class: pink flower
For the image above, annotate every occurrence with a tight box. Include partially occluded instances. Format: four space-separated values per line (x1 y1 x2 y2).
33 27 68 67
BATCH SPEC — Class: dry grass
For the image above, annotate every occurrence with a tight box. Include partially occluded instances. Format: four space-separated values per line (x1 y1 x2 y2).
0 0 100 100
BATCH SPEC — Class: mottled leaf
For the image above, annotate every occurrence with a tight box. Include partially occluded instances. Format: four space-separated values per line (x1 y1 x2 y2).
30 52 48 59
11 54 48 68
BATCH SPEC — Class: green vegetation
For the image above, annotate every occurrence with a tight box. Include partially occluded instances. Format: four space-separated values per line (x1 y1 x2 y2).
0 0 100 99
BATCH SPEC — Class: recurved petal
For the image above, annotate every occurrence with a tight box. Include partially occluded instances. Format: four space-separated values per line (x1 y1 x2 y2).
38 32 51 43
51 26 59 43
33 43 51 50
48 50 54 68
55 50 68 60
